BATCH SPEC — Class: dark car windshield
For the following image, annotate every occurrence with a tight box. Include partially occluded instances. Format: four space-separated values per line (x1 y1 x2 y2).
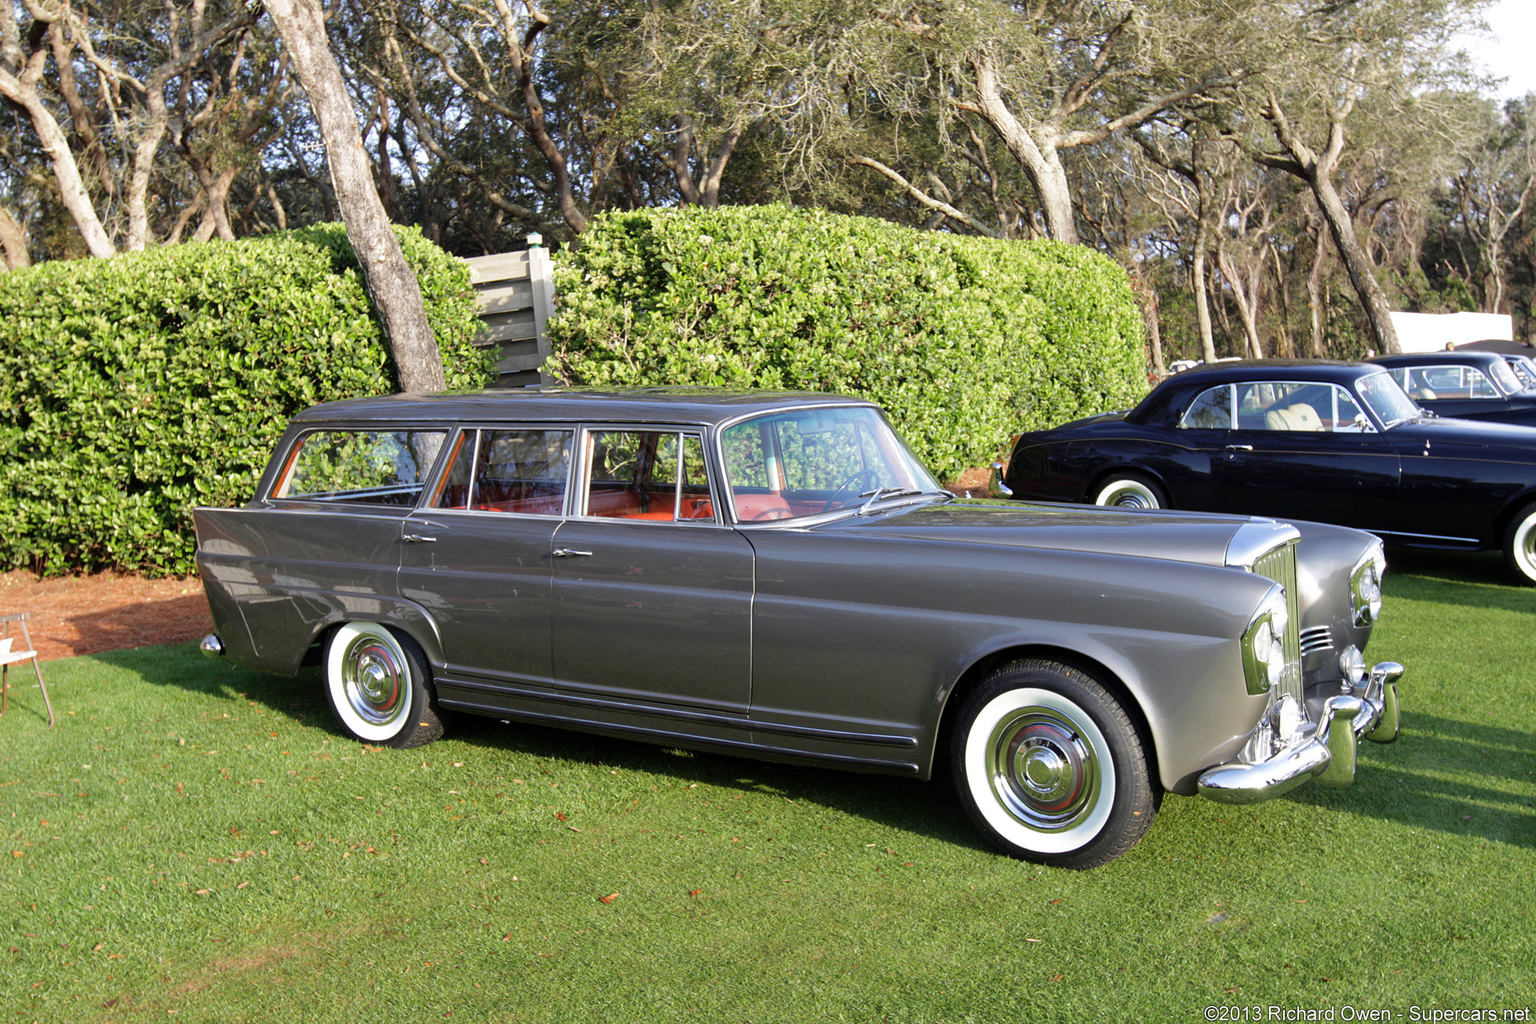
720 407 944 521
1356 371 1422 428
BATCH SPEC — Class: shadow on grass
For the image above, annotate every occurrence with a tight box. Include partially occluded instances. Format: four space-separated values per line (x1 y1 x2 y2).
1285 709 1535 851
1384 547 1534 612
98 642 1534 859
93 644 991 854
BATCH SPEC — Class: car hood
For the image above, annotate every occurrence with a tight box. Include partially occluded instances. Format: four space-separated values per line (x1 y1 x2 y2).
812 498 1252 569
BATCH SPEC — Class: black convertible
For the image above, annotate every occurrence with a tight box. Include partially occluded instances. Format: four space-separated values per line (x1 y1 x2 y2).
997 359 1536 584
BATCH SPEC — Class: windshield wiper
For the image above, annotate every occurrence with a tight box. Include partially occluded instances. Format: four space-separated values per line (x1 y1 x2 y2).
855 487 945 515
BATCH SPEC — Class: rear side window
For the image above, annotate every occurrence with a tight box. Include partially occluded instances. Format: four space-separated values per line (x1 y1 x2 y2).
1179 385 1234 429
435 429 573 515
272 430 447 506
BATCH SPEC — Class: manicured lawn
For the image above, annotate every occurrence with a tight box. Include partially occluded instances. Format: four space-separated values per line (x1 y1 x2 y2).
3 551 1533 1022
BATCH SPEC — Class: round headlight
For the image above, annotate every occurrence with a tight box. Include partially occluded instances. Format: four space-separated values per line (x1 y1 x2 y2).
1351 545 1386 627
1241 585 1290 696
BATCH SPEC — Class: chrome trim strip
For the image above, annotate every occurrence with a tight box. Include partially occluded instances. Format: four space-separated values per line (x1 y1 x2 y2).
438 695 923 773
437 676 920 748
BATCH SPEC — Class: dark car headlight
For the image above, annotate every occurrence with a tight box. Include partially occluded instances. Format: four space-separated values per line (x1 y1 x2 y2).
1241 584 1290 696
1350 542 1386 627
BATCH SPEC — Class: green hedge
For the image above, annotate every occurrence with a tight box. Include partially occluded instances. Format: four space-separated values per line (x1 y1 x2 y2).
547 205 1147 479
0 224 491 577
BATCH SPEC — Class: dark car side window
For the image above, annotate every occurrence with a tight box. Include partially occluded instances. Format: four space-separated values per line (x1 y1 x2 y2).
435 428 573 515
272 430 447 506
1178 385 1234 429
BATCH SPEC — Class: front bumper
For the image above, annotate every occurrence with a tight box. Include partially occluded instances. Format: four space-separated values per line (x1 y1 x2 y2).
1196 660 1403 804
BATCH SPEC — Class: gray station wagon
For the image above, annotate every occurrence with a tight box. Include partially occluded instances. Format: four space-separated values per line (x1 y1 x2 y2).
194 388 1403 868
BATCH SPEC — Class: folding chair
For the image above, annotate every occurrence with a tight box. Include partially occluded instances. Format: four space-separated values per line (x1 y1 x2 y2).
1 612 54 727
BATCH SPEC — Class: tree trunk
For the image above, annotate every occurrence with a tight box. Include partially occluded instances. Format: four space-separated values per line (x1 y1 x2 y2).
0 202 30 269
263 0 445 394
1130 274 1165 378
0 65 117 258
1192 217 1217 362
1308 172 1400 355
968 55 1078 243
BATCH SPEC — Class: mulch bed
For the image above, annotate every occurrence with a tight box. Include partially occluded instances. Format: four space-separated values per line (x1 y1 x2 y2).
0 569 212 662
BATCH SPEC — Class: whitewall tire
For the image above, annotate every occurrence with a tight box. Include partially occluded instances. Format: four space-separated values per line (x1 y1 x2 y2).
1092 476 1165 510
1503 501 1536 586
952 660 1158 869
324 622 445 748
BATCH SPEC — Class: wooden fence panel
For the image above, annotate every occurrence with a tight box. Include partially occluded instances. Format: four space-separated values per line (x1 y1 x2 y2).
464 247 555 387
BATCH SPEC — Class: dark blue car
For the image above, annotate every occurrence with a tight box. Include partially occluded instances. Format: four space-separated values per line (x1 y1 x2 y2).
1371 350 1536 425
998 359 1536 584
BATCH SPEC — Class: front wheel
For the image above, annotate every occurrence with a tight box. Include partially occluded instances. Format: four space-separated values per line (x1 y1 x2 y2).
1092 474 1166 510
324 622 445 748
951 660 1158 869
1503 501 1536 586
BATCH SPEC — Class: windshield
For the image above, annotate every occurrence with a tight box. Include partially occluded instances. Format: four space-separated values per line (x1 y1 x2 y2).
719 407 943 521
1356 370 1422 428
1489 357 1525 395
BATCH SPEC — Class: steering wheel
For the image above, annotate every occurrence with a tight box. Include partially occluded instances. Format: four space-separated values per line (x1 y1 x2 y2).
823 468 880 510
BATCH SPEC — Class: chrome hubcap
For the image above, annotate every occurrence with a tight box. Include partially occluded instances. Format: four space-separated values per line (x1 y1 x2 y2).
988 707 1101 832
1103 484 1156 509
342 636 407 727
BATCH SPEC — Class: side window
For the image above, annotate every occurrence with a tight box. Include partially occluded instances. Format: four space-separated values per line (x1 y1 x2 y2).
1466 368 1499 398
435 428 572 515
273 430 446 505
1331 387 1371 432
1179 386 1233 429
1232 382 1323 432
583 430 714 522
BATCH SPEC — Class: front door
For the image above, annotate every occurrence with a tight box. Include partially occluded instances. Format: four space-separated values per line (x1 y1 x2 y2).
550 428 754 713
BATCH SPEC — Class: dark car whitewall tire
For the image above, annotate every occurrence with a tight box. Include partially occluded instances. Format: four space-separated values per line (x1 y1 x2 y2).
1503 501 1536 586
1092 474 1166 510
952 660 1158 869
324 622 445 747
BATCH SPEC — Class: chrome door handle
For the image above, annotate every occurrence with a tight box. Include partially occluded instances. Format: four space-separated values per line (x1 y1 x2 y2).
402 533 438 544
1225 444 1253 451
553 548 593 558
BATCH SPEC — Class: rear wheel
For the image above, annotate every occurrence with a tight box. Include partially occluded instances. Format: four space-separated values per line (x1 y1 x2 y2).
324 622 445 748
952 659 1158 869
1503 501 1536 585
1092 474 1166 510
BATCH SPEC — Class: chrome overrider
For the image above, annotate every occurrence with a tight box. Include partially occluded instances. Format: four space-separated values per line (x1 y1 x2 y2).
1196 647 1404 804
200 634 225 659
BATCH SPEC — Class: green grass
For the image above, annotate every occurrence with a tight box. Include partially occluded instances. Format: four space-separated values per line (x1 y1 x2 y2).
3 552 1534 1022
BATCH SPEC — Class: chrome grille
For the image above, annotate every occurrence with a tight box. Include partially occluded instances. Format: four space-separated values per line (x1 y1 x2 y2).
1250 539 1304 706
1299 624 1334 658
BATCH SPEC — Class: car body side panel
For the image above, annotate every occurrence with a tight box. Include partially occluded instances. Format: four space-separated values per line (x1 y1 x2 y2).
740 527 1278 792
193 505 442 674
549 519 755 713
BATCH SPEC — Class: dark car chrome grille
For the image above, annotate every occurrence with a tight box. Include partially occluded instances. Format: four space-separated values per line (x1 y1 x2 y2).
1251 539 1304 706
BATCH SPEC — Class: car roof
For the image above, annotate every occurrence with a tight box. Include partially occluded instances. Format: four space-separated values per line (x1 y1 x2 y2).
1131 360 1388 426
1163 359 1382 387
1370 350 1507 369
286 386 878 428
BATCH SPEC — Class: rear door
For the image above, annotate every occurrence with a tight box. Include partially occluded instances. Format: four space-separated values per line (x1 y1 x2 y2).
397 426 572 687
